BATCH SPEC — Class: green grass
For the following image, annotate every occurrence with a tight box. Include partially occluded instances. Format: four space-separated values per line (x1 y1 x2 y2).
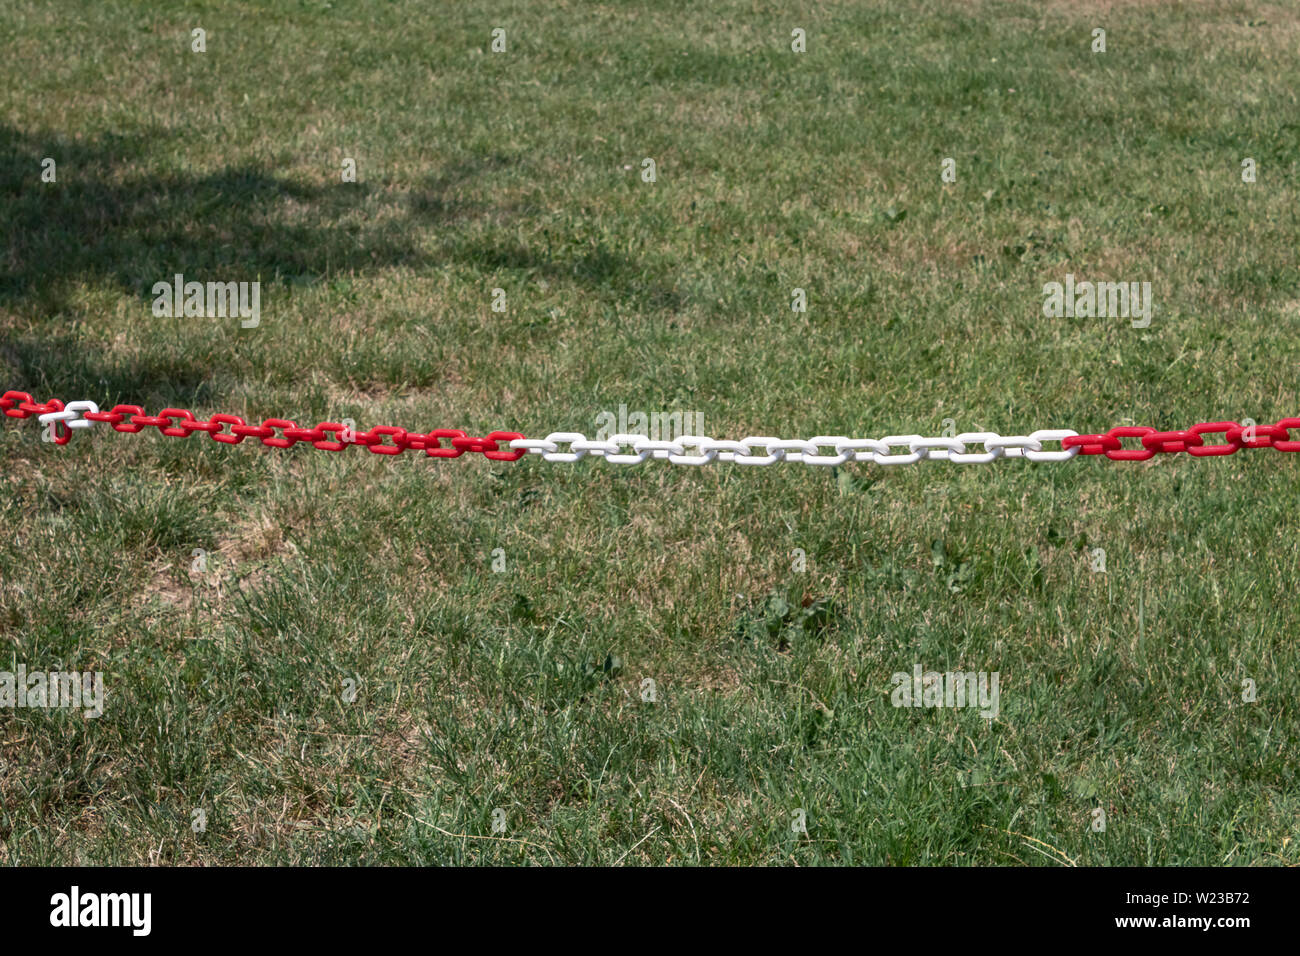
1 0 1298 864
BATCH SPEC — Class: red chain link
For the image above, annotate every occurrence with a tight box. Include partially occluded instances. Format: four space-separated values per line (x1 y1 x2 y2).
7 391 1300 468
1061 418 1300 460
0 391 71 444
0 391 526 461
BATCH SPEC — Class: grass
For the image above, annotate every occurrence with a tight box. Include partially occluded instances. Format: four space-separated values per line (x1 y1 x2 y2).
1 0 1298 864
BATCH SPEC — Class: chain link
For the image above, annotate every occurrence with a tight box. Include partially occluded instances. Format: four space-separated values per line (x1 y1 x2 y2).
7 392 1300 470
1061 420 1300 460
37 400 100 431
511 429 1084 466
0 391 524 461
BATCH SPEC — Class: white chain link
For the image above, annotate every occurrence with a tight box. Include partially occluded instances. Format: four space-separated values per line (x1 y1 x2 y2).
510 429 1081 466
30 399 1082 468
37 401 99 430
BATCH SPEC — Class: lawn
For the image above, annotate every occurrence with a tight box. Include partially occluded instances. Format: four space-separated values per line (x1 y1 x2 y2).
1 0 1297 864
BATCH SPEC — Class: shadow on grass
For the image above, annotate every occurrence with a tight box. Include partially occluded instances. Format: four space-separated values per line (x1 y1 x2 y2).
0 124 680 403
